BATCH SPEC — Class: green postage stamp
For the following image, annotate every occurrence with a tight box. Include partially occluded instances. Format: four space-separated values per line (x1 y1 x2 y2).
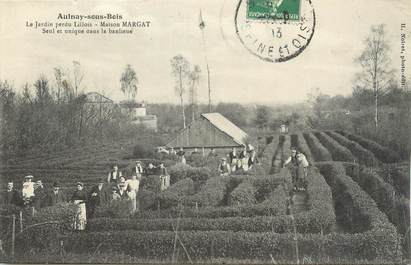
247 0 301 21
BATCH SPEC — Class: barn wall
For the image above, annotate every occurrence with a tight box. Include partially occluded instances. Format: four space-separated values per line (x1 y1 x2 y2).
167 118 241 148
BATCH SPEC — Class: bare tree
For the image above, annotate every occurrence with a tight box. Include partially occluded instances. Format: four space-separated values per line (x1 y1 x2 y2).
355 24 394 128
188 65 201 122
120 64 139 101
54 67 63 101
171 55 190 129
73 61 84 96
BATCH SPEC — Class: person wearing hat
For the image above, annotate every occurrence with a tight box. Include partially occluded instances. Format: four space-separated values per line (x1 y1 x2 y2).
217 158 231 176
87 179 108 219
70 182 88 230
131 161 144 176
46 181 67 206
22 175 35 206
33 180 47 210
3 181 23 206
107 165 122 184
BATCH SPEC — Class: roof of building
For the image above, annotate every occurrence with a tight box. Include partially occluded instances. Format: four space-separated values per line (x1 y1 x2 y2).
201 113 248 146
85 92 114 103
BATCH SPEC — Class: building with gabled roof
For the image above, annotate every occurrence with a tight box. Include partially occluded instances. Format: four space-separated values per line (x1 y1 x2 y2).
166 113 248 149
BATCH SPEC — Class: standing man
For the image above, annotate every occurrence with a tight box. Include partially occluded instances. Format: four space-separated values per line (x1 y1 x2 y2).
248 150 260 170
88 179 107 219
47 182 66 206
145 163 156 176
131 161 144 176
33 180 47 211
107 165 122 184
3 181 22 206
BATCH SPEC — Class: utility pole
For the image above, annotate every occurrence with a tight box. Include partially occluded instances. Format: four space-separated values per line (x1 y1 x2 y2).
199 9 212 113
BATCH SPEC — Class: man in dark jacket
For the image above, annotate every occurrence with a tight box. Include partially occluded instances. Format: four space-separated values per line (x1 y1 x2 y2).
87 179 107 218
4 181 22 206
33 180 47 210
47 182 67 206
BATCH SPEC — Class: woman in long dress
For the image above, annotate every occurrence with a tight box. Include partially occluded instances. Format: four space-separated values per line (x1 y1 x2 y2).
70 182 88 231
125 174 141 214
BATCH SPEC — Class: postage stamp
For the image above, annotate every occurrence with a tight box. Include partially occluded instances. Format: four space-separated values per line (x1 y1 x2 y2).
235 0 315 62
247 0 301 21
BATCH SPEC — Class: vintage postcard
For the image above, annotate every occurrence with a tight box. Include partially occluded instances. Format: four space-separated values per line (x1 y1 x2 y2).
0 0 410 264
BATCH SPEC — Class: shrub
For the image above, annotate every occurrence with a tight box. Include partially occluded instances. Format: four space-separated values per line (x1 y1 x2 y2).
64 229 401 262
132 143 155 158
228 180 257 206
158 178 195 209
379 164 410 198
94 199 132 218
342 163 410 236
168 163 214 184
338 131 401 163
318 162 400 248
271 135 284 173
186 176 230 207
17 203 77 253
303 133 332 161
314 131 354 162
260 134 279 174
325 131 377 167
294 132 314 165
92 168 334 234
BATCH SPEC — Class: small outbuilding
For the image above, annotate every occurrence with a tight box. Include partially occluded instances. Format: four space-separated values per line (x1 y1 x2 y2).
166 113 248 149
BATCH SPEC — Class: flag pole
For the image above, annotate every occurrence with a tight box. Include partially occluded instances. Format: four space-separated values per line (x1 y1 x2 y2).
199 9 212 113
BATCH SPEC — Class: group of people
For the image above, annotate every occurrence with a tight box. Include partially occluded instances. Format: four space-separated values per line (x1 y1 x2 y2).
217 146 260 176
283 147 309 191
3 160 170 231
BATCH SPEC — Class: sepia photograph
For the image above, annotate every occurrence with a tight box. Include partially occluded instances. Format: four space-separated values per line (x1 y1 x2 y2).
0 0 410 264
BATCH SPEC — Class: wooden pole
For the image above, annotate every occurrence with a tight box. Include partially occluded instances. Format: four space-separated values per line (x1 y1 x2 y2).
11 214 15 259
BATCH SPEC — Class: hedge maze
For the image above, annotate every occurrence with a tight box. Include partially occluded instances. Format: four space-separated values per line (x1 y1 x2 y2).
2 131 409 263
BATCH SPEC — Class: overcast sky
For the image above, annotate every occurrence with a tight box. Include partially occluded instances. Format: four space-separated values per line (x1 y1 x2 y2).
0 0 410 104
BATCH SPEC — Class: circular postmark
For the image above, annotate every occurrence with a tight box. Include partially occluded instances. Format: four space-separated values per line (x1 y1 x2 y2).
235 0 316 63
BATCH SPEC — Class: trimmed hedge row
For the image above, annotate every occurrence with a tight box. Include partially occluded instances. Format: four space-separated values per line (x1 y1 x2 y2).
90 168 334 234
158 178 195 209
337 131 401 163
65 227 400 262
168 163 214 184
260 134 279 174
342 163 410 236
314 131 354 162
281 134 291 165
379 164 410 198
294 132 314 165
228 180 257 206
270 135 284 174
303 133 332 161
134 174 289 219
316 162 401 258
186 176 230 207
325 131 378 167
